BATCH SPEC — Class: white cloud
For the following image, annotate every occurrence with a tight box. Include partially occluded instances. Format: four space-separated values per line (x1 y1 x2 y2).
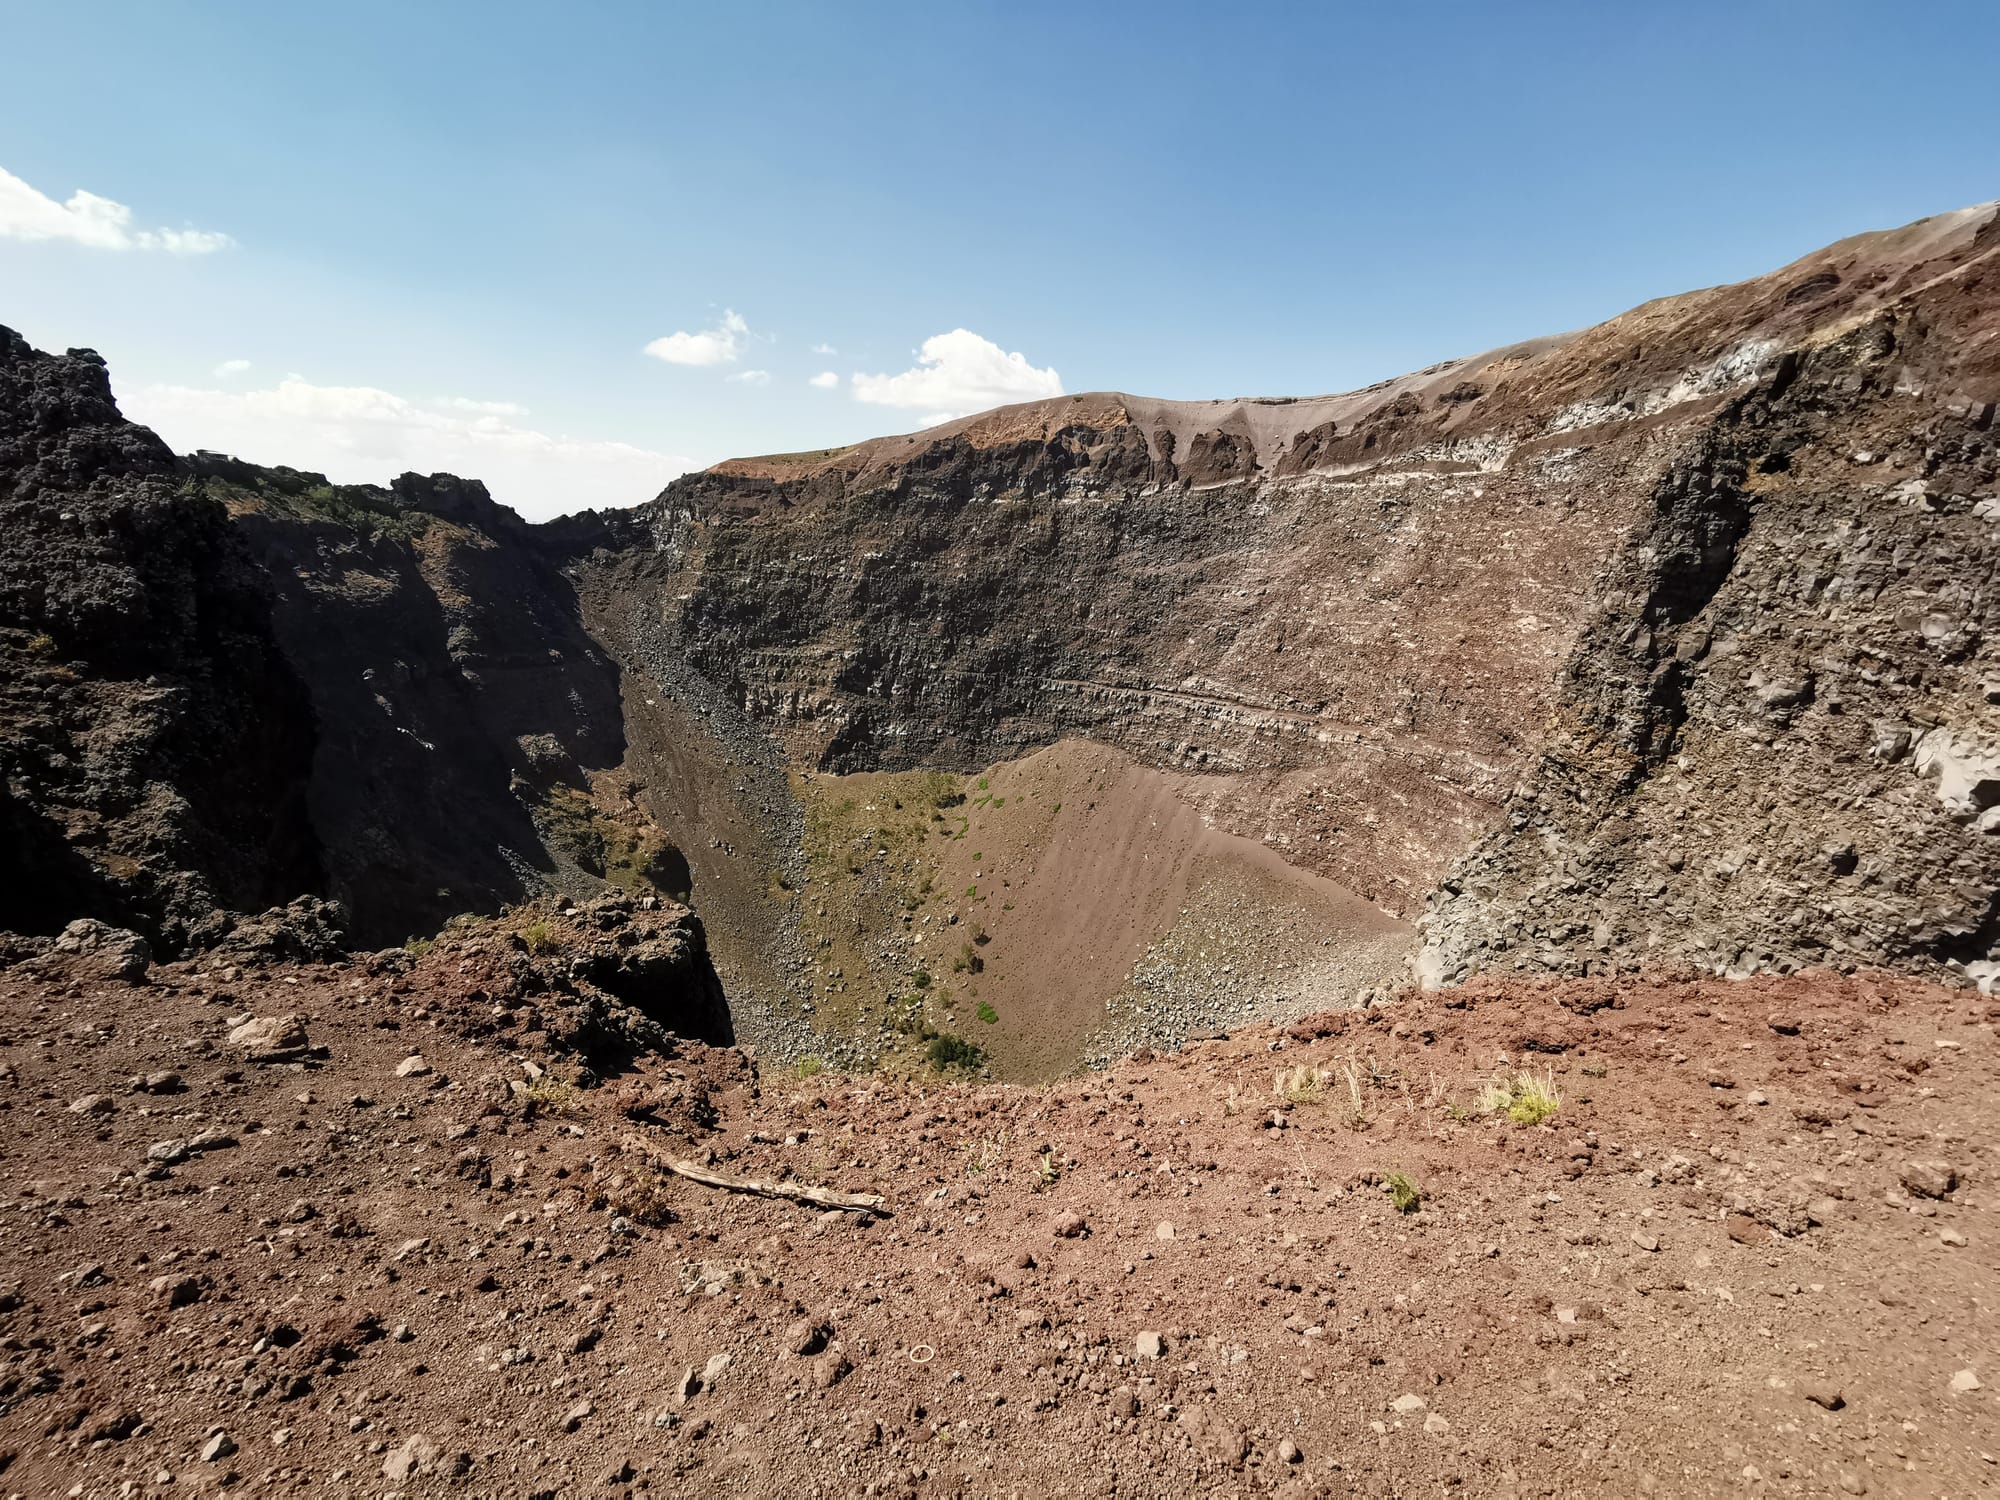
643 309 748 366
124 375 689 522
212 358 252 377
725 368 771 386
807 370 840 390
811 343 837 355
851 329 1061 414
440 395 529 416
0 165 234 254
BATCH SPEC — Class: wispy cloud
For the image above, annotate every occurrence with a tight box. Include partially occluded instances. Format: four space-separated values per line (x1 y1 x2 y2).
852 329 1061 413
0 165 233 254
811 342 838 355
212 358 252 377
808 370 839 389
726 368 771 386
643 309 749 367
126 374 687 521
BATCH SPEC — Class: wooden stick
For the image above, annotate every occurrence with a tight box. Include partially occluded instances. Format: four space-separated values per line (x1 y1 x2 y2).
622 1135 890 1215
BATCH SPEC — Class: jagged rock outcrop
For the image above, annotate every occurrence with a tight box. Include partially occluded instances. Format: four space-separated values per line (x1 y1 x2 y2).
1417 250 2000 988
0 341 682 951
0 331 320 950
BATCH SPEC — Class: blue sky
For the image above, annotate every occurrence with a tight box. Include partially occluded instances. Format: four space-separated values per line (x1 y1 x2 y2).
2 1 1994 519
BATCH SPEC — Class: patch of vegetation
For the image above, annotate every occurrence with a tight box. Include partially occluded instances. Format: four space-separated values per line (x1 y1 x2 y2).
519 921 560 955
926 1032 986 1073
910 968 932 990
1385 1171 1423 1215
975 1001 998 1025
198 468 436 544
1275 1064 1325 1106
1033 1149 1061 1192
793 1056 825 1080
403 935 435 957
536 785 686 895
951 942 984 975
1477 1069 1562 1126
521 1075 579 1116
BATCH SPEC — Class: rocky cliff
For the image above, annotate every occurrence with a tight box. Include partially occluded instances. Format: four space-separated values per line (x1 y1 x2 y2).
2 201 1994 1064
602 201 2000 1014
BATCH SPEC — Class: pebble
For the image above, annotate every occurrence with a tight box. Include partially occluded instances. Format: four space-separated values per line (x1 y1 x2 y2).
1950 1369 1982 1393
1390 1393 1427 1415
1801 1382 1844 1411
146 1139 189 1164
1155 1221 1175 1241
69 1094 115 1116
199 1433 236 1463
1052 1210 1088 1239
1630 1230 1661 1253
557 1399 594 1432
1900 1160 1957 1199
1135 1330 1166 1360
1278 1437 1302 1463
396 1054 433 1077
1939 1227 1968 1247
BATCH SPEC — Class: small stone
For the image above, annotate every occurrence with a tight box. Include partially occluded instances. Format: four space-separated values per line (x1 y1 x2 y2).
1109 1387 1139 1419
1390 1393 1427 1415
200 1433 236 1463
226 1014 311 1063
811 1352 852 1390
381 1433 438 1482
69 1094 115 1117
1802 1383 1844 1411
1278 1437 1302 1463
1134 1330 1166 1360
1747 1090 1769 1107
188 1126 237 1152
1950 1368 1982 1394
701 1352 731 1388
1725 1214 1763 1244
784 1317 830 1357
396 1054 433 1078
1629 1230 1660 1253
1051 1210 1087 1239
1155 1221 1175 1241
150 1274 205 1309
1423 1411 1451 1436
141 1071 183 1093
1901 1160 1957 1199
1940 1227 1968 1247
556 1399 593 1432
146 1139 189 1164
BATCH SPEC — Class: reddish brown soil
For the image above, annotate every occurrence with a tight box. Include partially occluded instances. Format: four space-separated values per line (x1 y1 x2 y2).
2 943 1995 1497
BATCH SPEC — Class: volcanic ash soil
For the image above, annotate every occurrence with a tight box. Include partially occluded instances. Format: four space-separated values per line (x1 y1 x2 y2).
1 916 1995 1497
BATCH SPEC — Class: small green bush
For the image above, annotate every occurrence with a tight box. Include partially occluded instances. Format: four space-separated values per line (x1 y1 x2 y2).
926 1033 986 1073
1385 1171 1422 1214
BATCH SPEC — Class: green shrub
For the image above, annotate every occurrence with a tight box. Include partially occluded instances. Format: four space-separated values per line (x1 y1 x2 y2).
1385 1171 1422 1214
926 1033 986 1073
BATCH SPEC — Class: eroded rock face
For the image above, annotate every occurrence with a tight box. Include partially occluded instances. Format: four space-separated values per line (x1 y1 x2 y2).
595 203 2000 991
0 331 322 951
2 201 1994 1009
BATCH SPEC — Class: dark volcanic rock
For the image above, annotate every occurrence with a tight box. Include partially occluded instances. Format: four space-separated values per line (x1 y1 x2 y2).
0 329 321 951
